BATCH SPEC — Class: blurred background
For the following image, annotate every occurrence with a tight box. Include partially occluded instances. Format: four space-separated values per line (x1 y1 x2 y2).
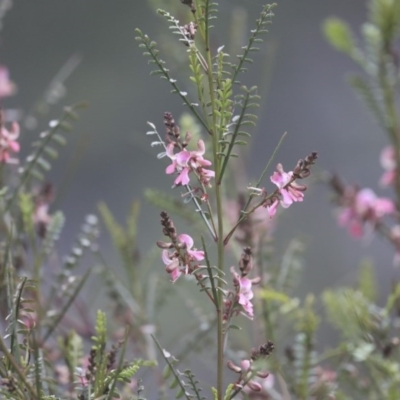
1 0 396 338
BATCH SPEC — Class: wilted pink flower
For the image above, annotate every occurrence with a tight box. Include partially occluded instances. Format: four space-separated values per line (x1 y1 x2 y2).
380 146 396 187
166 140 215 186
0 66 15 98
0 122 20 164
161 233 204 283
338 188 395 238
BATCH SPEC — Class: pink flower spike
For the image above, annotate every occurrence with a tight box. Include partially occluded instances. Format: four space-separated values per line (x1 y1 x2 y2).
0 66 15 98
231 267 255 319
380 146 396 170
0 122 20 164
164 140 214 186
337 187 395 238
380 146 397 187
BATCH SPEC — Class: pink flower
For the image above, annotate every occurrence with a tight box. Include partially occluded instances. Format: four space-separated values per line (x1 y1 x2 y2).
178 233 205 260
338 188 395 238
0 66 15 98
0 122 20 164
264 163 307 219
243 374 275 397
266 198 279 218
231 267 255 319
162 250 182 283
380 146 396 187
161 234 204 283
166 140 215 186
271 163 304 208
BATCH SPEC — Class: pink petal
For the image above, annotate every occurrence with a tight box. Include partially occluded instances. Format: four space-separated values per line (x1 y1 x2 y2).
175 168 190 185
175 150 191 167
195 139 205 156
178 233 194 250
188 249 204 260
169 267 182 283
9 141 19 152
166 143 176 159
267 199 279 218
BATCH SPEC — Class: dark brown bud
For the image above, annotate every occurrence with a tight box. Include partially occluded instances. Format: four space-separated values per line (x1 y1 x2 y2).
164 112 180 140
239 246 252 275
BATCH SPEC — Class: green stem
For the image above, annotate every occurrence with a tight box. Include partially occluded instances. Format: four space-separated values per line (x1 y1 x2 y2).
196 0 225 397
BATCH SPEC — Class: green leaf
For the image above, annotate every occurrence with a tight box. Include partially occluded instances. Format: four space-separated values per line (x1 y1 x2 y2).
358 258 377 302
323 17 356 55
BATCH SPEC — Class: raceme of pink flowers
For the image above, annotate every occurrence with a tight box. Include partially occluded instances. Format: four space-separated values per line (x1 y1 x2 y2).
0 122 20 164
266 163 305 218
338 187 395 238
165 139 215 186
380 146 396 187
0 65 15 98
161 233 204 282
231 266 256 319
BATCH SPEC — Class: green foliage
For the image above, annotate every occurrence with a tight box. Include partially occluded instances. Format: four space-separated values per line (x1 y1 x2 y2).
19 103 87 187
135 28 209 132
98 200 140 275
357 259 377 302
368 0 400 43
323 289 373 340
231 3 277 83
323 18 356 55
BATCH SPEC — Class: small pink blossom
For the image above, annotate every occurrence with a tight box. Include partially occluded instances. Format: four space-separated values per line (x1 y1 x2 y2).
241 359 251 371
162 250 182 283
380 146 396 187
338 188 395 238
161 233 204 283
178 233 205 260
0 66 15 98
231 267 255 319
271 163 305 208
266 198 279 218
264 163 306 218
243 374 275 398
0 122 20 164
166 140 215 186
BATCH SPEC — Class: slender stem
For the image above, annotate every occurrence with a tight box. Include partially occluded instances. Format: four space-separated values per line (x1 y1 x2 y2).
223 132 287 244
196 0 226 397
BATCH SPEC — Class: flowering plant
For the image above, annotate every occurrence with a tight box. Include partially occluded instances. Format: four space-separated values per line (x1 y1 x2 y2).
1 0 399 399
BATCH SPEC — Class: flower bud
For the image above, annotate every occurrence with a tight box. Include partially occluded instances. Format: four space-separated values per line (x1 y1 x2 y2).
227 360 241 373
156 241 173 249
247 380 262 392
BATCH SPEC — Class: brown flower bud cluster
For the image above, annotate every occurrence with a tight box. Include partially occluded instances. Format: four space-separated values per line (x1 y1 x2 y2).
164 111 191 150
227 341 275 395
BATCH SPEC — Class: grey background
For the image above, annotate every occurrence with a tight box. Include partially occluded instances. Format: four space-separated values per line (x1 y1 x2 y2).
2 0 395 332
